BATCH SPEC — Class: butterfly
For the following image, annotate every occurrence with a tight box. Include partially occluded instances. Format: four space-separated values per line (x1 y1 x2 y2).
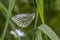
12 13 35 28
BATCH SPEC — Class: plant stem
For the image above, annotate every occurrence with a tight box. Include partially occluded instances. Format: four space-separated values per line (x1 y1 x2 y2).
0 2 22 40
36 0 49 40
1 16 10 40
33 12 38 40
39 0 48 40
39 0 44 24
34 0 43 40
0 2 16 30
0 2 7 14
1 0 15 40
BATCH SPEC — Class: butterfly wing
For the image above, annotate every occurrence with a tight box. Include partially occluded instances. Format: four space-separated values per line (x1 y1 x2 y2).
12 13 35 27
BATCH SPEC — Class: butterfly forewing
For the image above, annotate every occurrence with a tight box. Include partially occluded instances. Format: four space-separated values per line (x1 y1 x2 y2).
12 13 35 27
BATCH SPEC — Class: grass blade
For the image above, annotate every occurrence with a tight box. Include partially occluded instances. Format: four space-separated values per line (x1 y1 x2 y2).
38 24 60 40
0 2 7 13
37 0 44 24
35 30 42 40
0 2 16 30
1 0 15 40
35 0 44 40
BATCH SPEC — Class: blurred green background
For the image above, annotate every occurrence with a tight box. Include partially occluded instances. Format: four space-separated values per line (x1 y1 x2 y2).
0 0 60 40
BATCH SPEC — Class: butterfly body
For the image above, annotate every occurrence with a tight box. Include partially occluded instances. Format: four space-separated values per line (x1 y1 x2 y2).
12 13 35 28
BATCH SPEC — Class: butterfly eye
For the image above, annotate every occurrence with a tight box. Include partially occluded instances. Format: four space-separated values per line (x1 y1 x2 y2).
12 13 35 28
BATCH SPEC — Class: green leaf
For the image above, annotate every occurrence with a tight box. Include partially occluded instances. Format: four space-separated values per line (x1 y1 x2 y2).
37 0 44 24
35 30 42 40
0 2 16 31
0 2 7 13
37 24 60 40
8 0 15 14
